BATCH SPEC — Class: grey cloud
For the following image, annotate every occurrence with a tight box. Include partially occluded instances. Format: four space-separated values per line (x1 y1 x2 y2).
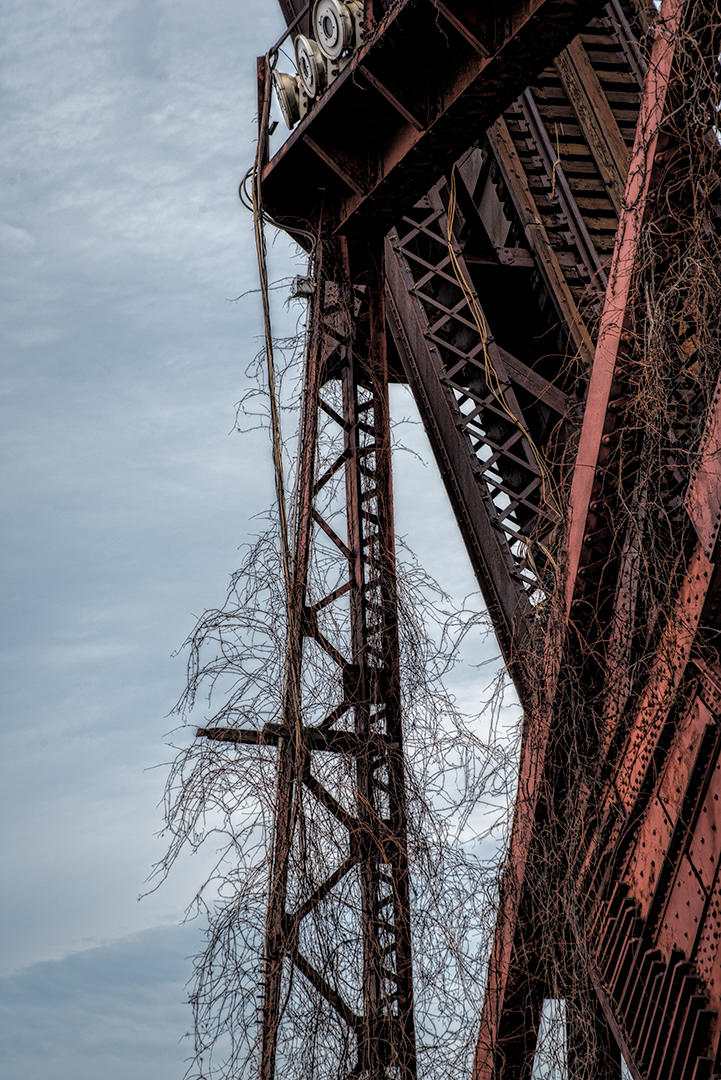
0 924 199 1080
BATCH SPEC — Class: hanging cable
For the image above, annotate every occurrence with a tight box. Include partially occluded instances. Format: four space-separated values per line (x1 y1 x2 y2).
252 51 294 609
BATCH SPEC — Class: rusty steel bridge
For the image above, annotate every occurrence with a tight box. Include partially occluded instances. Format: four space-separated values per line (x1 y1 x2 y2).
200 0 721 1076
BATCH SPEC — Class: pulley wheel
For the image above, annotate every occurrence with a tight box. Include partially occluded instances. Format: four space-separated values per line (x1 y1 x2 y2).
312 0 354 61
294 33 327 98
272 70 300 129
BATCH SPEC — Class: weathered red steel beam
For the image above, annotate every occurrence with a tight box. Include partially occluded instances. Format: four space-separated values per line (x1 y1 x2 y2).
261 0 608 240
546 343 721 1078
563 0 684 621
473 2 688 1075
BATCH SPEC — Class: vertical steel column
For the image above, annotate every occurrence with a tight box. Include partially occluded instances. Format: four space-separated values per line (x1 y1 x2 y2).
342 243 416 1079
253 237 416 1080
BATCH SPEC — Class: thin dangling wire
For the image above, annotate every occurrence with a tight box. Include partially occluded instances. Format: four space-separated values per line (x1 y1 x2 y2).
251 50 294 610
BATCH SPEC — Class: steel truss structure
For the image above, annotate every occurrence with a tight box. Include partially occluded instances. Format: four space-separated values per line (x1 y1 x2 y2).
200 0 721 1076
202 245 416 1079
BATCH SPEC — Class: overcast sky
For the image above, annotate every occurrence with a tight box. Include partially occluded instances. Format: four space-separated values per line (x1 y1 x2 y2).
0 3 504 1078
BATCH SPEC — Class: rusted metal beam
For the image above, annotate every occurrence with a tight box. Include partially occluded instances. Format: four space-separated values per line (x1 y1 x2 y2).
357 65 425 133
294 950 363 1031
563 0 686 620
259 2 721 1078
276 0 307 29
554 35 631 212
487 117 596 365
685 373 721 560
385 232 534 700
197 724 396 754
494 345 571 417
472 677 558 1079
261 0 608 239
427 0 490 55
517 89 608 294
